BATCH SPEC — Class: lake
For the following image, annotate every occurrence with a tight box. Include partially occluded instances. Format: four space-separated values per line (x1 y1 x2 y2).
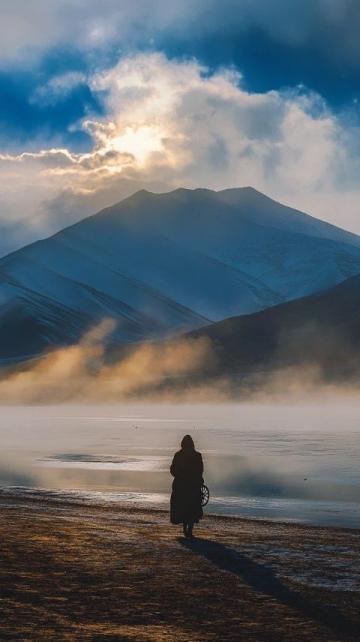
0 403 359 528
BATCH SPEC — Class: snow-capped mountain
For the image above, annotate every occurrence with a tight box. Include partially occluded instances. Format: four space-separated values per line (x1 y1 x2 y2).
1 186 360 361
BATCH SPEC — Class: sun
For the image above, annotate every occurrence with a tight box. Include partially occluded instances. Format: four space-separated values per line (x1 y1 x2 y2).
111 125 164 163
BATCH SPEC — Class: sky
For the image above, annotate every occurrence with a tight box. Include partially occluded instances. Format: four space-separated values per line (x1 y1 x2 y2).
0 0 360 254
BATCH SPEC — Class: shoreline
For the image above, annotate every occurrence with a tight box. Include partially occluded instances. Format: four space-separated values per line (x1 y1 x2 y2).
0 491 359 641
1 485 360 532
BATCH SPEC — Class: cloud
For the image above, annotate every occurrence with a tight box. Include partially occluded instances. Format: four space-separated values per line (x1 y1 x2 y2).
0 50 359 251
30 71 87 106
1 1 360 67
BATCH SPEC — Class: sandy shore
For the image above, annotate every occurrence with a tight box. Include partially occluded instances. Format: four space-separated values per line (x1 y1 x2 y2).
0 492 359 641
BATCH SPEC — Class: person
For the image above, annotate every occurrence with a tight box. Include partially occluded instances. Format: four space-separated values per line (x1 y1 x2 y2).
170 434 204 538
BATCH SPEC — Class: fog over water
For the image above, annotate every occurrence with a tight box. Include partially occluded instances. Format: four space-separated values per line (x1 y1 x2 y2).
0 403 359 528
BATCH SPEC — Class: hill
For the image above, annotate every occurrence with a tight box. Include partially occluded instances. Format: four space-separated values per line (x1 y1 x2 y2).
1 187 360 361
188 273 360 381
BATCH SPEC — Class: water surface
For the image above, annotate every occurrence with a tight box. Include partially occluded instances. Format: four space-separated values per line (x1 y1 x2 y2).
0 403 359 527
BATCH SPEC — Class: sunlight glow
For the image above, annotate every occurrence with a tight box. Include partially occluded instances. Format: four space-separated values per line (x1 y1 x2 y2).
111 125 164 163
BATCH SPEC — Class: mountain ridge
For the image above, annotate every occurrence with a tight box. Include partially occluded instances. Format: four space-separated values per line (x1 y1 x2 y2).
187 272 360 381
1 186 360 362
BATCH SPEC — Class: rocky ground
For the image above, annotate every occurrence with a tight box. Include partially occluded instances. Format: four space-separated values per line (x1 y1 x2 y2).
0 492 359 641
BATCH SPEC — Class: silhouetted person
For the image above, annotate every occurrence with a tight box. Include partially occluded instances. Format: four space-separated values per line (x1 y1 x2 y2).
170 435 204 538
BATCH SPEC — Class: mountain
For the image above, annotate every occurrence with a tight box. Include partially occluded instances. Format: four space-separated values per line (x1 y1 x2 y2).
1 186 360 362
188 273 360 381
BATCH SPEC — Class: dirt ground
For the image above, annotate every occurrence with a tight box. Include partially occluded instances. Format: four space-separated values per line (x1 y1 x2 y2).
0 492 359 642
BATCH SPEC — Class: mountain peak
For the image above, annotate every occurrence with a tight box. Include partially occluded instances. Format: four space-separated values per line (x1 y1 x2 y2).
118 186 267 208
1 184 360 363
218 185 276 203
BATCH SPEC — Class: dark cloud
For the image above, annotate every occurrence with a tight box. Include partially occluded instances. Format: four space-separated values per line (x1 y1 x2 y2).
0 1 360 114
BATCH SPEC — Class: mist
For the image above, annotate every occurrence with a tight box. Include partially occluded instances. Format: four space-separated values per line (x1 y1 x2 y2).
1 316 360 405
0 320 222 404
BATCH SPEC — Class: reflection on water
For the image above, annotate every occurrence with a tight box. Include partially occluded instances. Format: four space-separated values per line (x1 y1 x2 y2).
41 453 170 471
0 403 359 527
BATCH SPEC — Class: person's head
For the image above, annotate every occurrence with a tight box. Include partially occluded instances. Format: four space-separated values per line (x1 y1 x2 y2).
181 434 195 451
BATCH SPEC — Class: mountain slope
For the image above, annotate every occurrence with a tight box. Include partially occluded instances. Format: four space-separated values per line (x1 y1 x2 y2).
1 187 360 362
188 273 360 380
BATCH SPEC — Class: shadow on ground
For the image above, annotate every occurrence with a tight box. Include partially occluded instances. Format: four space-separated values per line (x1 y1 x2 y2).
179 537 358 642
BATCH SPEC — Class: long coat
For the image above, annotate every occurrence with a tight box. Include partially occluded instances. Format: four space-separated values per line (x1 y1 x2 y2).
170 448 204 524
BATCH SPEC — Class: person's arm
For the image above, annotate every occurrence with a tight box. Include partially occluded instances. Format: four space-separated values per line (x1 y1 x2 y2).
170 453 177 477
198 453 204 482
